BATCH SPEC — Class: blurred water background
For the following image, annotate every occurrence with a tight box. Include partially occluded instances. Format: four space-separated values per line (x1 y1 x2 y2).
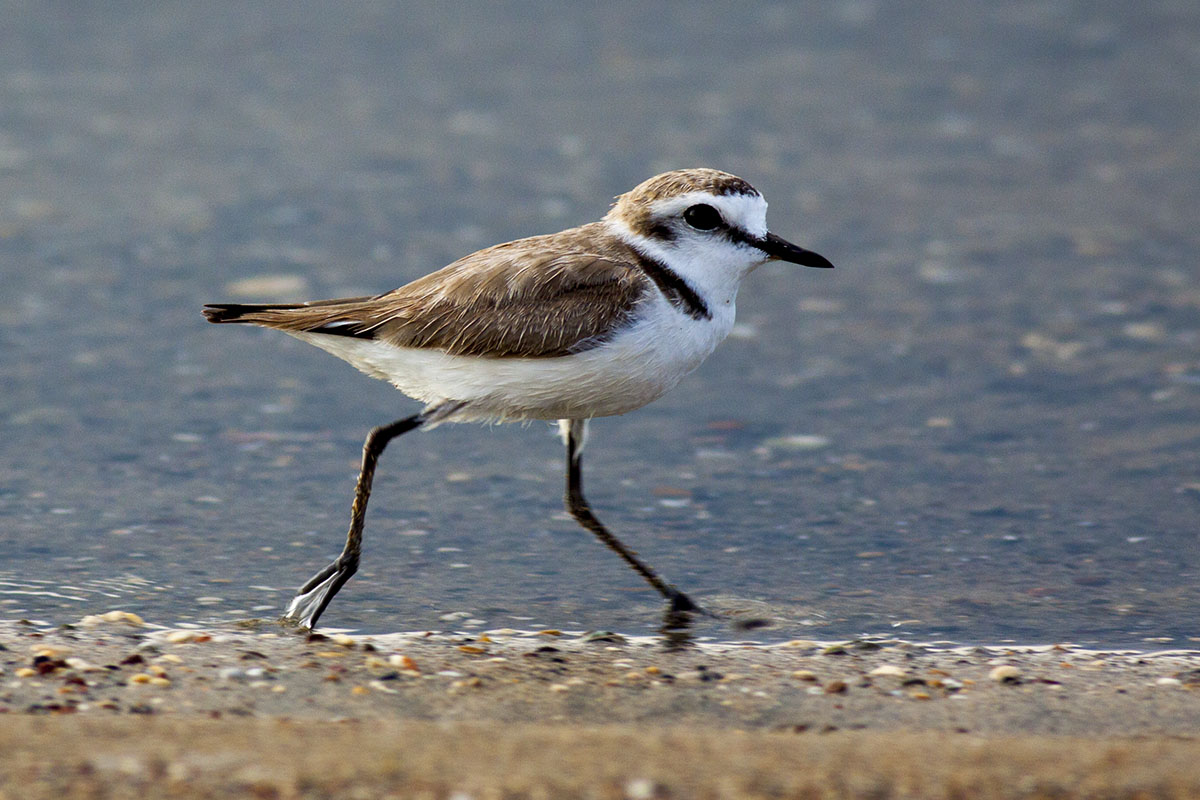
1 1 1197 646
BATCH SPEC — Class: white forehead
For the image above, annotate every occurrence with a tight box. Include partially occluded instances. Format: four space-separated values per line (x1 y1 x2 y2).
649 190 769 237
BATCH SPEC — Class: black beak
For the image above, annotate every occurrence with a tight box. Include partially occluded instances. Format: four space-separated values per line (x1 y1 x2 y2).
756 231 834 269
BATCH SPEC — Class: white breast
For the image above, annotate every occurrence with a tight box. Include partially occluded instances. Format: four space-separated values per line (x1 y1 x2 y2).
295 292 736 422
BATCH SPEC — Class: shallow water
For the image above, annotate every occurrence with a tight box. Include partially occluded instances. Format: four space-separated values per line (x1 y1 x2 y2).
1 2 1198 647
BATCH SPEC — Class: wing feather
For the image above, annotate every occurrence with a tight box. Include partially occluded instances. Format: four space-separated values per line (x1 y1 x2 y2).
204 223 650 359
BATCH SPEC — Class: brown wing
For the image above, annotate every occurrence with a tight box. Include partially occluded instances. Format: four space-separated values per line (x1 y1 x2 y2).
203 223 650 359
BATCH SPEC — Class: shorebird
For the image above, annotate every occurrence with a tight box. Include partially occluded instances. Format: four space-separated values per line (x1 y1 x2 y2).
203 168 833 628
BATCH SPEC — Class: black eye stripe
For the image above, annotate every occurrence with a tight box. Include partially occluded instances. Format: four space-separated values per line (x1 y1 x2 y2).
722 225 754 246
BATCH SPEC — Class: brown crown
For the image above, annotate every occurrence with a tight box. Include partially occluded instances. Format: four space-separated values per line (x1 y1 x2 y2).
614 168 759 209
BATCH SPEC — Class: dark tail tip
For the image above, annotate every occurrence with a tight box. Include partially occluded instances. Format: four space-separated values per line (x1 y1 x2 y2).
202 303 253 324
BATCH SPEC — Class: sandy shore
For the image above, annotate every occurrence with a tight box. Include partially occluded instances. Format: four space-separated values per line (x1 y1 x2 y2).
6 718 1200 800
3 616 1200 798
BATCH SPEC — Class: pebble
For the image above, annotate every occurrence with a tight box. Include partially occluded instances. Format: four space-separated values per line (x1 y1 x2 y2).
79 611 145 627
988 665 1022 683
868 665 907 678
1156 677 1183 687
791 670 819 682
388 654 419 672
369 680 400 694
129 673 169 687
32 647 66 658
625 778 658 800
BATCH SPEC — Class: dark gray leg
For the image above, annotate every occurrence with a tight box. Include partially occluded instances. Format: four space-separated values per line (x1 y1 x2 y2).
561 418 698 613
282 409 432 628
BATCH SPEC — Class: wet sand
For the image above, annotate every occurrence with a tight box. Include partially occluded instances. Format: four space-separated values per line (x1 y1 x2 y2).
4 616 1200 798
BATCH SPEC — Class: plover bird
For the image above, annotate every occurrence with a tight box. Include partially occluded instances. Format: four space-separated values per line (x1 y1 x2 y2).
203 168 833 629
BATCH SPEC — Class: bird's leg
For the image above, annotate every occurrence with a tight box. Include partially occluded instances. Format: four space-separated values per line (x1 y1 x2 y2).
560 419 699 613
281 408 433 629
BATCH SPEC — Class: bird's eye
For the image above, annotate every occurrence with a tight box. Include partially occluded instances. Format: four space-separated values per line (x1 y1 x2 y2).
683 204 722 231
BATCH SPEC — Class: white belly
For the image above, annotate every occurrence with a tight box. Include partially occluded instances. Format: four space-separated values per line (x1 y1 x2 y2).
295 295 735 422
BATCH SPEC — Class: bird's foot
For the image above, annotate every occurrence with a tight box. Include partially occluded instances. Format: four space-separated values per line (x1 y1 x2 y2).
279 554 358 630
667 588 698 612
664 587 718 618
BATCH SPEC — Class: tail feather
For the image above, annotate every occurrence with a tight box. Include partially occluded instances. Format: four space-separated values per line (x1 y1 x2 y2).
203 302 307 324
202 297 377 337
